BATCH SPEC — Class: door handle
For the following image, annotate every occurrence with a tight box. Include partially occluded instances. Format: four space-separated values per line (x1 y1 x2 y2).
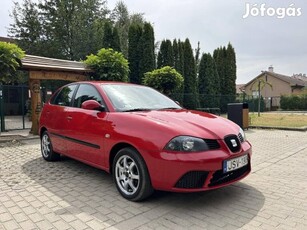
67 116 72 120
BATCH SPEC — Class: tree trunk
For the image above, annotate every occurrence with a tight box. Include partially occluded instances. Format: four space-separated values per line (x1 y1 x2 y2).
258 81 261 117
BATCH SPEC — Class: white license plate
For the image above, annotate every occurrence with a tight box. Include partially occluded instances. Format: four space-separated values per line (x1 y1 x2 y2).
223 155 248 173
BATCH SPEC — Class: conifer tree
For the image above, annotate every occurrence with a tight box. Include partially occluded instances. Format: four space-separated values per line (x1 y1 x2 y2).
226 43 237 96
128 23 143 83
102 20 114 49
112 26 121 52
139 22 155 80
198 53 220 108
183 38 199 109
213 43 237 112
111 1 129 57
157 39 173 68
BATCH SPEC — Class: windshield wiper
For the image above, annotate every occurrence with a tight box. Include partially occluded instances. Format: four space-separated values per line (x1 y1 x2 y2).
157 107 181 110
123 108 152 112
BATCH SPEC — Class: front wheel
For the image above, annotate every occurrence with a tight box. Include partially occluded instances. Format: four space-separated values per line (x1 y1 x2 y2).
41 131 60 161
113 147 153 201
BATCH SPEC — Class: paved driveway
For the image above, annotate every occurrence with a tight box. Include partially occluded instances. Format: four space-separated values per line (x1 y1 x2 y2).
0 129 307 229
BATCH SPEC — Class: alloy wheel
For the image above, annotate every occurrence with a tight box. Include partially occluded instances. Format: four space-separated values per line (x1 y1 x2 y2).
115 155 140 195
41 133 51 158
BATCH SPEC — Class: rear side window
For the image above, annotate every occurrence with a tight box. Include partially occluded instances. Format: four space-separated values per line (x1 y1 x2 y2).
73 84 103 108
51 85 77 106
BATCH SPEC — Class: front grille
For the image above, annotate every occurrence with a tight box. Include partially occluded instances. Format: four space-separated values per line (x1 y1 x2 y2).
209 163 250 187
238 133 244 143
175 171 208 189
224 135 241 152
204 139 220 150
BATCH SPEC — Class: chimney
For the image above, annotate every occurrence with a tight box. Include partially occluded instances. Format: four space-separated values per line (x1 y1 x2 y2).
268 65 274 72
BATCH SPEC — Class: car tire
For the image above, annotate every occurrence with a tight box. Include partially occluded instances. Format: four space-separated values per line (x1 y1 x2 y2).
113 147 153 201
41 131 60 161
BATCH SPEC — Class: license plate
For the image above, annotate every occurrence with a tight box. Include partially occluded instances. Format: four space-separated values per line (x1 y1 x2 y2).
223 155 248 173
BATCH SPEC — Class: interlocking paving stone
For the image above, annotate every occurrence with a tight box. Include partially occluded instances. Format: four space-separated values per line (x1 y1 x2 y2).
0 130 306 229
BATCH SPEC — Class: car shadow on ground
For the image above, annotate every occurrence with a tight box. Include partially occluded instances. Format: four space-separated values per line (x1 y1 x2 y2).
22 156 265 229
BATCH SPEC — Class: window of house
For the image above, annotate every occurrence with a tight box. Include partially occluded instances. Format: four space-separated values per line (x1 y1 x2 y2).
252 90 259 98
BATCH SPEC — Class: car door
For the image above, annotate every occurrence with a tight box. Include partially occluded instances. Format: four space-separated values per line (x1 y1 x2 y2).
47 84 78 155
65 83 110 166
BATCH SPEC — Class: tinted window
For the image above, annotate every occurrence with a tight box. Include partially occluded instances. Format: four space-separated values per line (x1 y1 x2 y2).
52 85 77 106
73 84 103 108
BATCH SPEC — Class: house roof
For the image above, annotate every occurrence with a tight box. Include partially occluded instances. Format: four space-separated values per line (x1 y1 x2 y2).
0 36 15 43
245 71 307 88
236 84 245 94
21 54 92 73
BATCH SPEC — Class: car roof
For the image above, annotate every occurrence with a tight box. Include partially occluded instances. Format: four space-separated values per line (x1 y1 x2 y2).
75 81 141 86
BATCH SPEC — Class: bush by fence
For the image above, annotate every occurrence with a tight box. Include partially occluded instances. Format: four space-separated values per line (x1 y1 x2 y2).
170 94 266 113
280 94 307 110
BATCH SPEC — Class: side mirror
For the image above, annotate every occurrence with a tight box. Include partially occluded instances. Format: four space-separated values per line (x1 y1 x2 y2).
81 100 105 112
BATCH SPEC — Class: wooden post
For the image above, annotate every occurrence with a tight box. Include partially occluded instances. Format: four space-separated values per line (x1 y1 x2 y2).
29 76 41 135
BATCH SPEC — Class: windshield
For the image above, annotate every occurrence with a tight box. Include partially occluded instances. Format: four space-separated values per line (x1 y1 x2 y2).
101 84 182 112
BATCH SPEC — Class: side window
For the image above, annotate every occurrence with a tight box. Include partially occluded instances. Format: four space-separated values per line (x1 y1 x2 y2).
51 85 77 106
73 84 103 108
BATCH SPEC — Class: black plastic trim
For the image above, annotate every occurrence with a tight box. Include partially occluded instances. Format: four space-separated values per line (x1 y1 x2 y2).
50 132 100 149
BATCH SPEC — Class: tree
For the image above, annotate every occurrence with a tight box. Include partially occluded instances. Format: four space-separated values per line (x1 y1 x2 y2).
130 13 146 26
250 78 272 117
102 20 114 49
226 43 237 97
171 39 185 104
173 39 179 70
128 23 142 83
195 41 201 74
8 0 43 55
212 58 220 107
157 39 173 68
84 48 129 82
183 39 199 109
213 43 237 112
143 66 183 96
9 0 108 60
112 26 121 52
0 42 25 83
111 1 130 57
198 53 220 107
139 22 155 80
101 20 121 51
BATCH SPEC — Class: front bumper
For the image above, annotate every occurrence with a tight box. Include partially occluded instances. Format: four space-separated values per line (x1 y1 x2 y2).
145 141 252 192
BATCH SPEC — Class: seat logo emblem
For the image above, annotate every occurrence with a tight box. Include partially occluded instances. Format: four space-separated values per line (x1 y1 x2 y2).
230 139 237 147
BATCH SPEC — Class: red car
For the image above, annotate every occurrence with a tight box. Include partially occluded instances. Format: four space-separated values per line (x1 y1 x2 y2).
39 81 252 201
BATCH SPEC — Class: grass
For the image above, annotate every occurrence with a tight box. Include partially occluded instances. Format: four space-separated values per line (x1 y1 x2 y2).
249 113 307 128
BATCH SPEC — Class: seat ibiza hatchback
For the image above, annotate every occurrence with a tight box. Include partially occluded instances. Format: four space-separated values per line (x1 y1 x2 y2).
39 81 252 201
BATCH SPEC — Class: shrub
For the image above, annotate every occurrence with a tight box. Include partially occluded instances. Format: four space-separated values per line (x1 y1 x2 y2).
281 95 307 110
84 48 129 82
0 42 25 83
143 66 183 96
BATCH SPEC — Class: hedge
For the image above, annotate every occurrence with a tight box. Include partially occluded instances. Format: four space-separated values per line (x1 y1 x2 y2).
280 94 307 110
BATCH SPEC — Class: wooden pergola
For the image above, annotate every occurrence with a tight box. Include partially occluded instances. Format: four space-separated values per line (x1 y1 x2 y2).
21 55 93 135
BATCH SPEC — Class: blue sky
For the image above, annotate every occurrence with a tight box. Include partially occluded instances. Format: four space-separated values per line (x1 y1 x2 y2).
1 0 307 83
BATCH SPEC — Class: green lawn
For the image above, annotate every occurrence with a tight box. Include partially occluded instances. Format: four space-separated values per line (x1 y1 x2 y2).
249 113 307 128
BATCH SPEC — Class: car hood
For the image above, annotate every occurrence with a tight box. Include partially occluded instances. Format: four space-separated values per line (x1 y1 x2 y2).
132 109 239 139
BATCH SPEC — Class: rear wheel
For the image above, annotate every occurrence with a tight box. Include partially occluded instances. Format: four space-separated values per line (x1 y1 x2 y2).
41 131 60 161
113 147 153 201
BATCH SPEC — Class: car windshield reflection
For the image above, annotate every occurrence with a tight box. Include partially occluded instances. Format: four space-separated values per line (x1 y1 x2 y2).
101 84 182 112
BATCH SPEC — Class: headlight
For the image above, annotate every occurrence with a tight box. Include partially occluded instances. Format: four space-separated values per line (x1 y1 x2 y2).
164 136 209 152
239 127 246 142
